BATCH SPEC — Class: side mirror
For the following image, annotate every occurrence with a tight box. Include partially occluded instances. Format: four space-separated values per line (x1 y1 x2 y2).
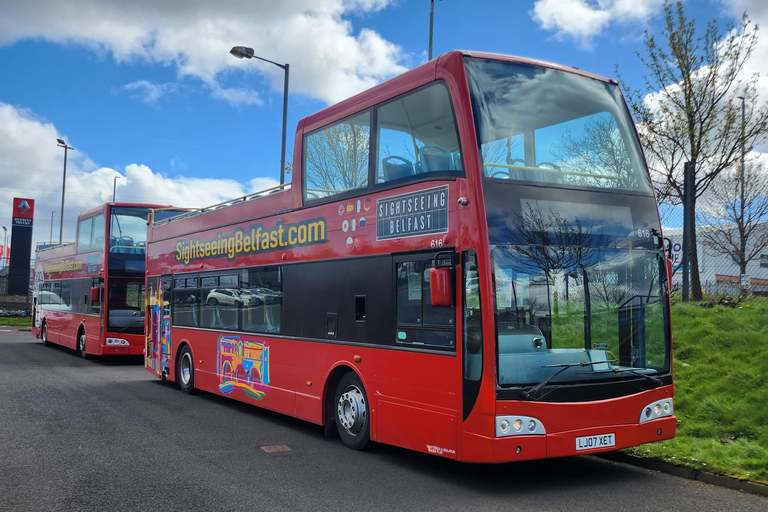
91 287 100 302
430 267 452 307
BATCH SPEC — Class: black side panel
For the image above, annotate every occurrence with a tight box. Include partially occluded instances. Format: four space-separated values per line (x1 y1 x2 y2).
282 255 393 345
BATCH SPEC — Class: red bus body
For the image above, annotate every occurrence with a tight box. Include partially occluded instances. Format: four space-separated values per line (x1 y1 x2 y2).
145 51 675 462
32 203 169 357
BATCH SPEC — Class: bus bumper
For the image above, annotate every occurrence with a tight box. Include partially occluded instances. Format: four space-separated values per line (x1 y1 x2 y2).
461 416 676 463
101 334 145 356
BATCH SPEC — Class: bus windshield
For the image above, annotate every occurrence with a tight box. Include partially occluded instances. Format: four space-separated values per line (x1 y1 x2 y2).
491 244 669 390
465 57 652 192
110 207 151 254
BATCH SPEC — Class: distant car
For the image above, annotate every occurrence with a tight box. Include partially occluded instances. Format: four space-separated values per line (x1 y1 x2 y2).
251 287 282 305
206 288 250 307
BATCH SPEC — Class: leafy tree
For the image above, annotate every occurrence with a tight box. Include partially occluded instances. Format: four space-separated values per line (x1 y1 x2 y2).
697 159 768 277
617 1 768 300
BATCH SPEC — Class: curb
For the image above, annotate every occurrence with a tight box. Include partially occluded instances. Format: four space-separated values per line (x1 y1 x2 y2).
599 452 768 497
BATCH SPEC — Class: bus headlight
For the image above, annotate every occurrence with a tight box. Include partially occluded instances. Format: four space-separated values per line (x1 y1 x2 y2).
496 415 546 437
639 399 674 423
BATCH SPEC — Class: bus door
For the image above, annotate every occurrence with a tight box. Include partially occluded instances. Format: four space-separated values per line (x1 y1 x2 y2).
92 277 104 338
145 276 173 378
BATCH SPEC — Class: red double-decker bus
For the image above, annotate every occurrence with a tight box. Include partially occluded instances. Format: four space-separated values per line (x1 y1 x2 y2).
32 202 170 357
144 50 674 462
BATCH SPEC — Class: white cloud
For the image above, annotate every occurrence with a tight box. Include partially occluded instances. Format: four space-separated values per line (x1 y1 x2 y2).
0 0 406 105
122 80 179 104
0 102 277 248
530 0 664 46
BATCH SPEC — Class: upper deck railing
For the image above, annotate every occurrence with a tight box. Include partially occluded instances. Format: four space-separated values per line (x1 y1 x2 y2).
35 241 75 253
150 183 291 227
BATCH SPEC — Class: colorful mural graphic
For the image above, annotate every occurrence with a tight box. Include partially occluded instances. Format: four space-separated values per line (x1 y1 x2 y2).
217 336 270 400
146 281 172 376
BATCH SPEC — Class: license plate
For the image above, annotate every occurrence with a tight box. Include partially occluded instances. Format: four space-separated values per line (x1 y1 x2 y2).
575 433 616 451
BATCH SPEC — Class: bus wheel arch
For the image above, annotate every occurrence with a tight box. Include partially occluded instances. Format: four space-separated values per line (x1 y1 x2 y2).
177 344 196 394
77 325 90 359
332 370 371 450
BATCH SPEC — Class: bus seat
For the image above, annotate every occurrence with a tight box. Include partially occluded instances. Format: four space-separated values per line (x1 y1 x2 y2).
218 306 239 330
419 145 454 172
382 156 414 181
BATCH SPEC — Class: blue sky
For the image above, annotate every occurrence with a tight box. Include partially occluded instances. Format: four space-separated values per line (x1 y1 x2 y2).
1 0 766 248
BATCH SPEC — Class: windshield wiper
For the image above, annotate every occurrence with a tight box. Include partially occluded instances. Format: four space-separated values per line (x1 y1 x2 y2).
607 368 663 386
522 361 609 401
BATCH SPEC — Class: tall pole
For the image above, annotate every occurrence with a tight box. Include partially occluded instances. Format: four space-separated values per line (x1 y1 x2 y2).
739 96 746 229
429 0 435 60
57 139 73 242
682 162 692 302
280 64 289 186
113 176 119 202
60 145 67 242
229 47 290 186
738 96 747 281
50 211 55 243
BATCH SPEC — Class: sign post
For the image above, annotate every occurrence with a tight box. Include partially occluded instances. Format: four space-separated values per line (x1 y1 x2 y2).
8 198 35 296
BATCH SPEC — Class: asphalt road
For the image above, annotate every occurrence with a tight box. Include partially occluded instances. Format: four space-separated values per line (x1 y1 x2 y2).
1 328 766 512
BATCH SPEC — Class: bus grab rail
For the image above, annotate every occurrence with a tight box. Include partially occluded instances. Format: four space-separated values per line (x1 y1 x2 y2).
150 182 292 226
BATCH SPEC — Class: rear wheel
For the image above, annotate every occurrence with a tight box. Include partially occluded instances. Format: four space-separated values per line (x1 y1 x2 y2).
335 372 371 450
78 331 90 359
178 346 196 394
41 322 49 346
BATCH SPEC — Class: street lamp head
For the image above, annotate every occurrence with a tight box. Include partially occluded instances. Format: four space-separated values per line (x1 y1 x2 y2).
230 46 255 59
56 138 73 150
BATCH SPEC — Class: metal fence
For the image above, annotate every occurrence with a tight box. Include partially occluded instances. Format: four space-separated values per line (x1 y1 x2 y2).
660 203 768 304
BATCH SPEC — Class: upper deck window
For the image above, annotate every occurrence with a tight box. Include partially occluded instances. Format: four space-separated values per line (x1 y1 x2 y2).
303 82 464 204
377 82 462 183
109 207 151 254
304 110 371 201
77 214 105 253
465 58 652 193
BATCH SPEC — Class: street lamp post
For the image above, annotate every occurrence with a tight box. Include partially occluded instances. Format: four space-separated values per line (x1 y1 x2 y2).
113 175 123 202
230 46 290 186
428 0 443 60
56 138 73 242
50 211 56 243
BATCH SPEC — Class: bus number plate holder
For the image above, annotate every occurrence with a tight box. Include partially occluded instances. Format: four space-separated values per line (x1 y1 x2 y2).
575 433 615 451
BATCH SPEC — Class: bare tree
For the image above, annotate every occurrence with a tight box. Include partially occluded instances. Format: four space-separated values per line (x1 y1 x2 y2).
552 115 639 189
617 1 768 300
304 123 369 194
697 159 768 275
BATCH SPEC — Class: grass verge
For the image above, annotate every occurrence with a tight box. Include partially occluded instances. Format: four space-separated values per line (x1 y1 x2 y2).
0 317 32 328
624 301 768 484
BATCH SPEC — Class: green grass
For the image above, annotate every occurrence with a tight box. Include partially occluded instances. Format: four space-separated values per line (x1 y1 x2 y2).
0 316 31 327
624 301 768 484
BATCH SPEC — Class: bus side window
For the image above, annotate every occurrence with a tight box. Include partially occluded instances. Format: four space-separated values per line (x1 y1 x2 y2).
304 110 371 202
377 82 462 183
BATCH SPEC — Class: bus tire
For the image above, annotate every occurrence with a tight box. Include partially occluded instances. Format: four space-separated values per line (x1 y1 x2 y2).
334 372 371 450
78 330 90 359
41 321 49 347
177 346 196 394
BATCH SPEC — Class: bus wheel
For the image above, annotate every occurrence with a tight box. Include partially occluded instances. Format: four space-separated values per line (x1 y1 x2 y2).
335 372 371 450
78 331 90 359
178 346 196 394
41 322 49 347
